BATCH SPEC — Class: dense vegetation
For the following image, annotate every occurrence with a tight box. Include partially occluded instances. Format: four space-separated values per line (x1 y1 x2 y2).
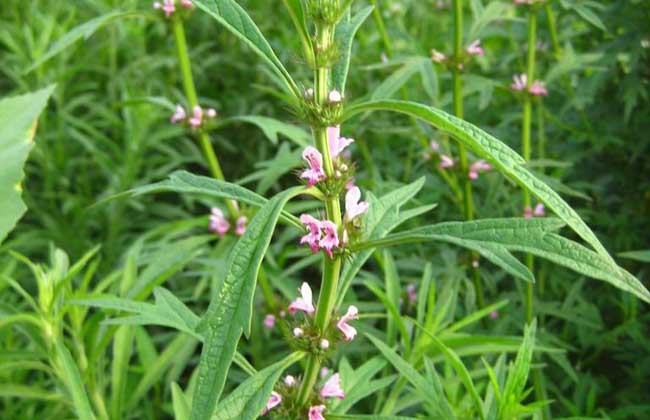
1 1 649 420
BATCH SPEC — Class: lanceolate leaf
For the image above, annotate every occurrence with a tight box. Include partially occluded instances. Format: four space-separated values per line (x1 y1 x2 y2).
211 352 304 420
190 187 303 420
356 218 650 303
193 0 300 97
332 6 374 94
218 115 310 146
0 86 54 244
54 337 97 420
342 100 612 263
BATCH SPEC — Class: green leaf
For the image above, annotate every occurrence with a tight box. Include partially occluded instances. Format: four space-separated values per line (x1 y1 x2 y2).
618 250 650 263
190 187 303 420
0 86 54 244
500 321 537 418
342 100 612 263
172 382 192 420
468 2 514 40
332 6 374 94
328 415 422 420
27 12 141 72
219 115 309 146
131 171 302 229
371 59 423 101
281 0 313 64
193 0 299 97
54 337 97 420
111 325 134 420
211 352 303 420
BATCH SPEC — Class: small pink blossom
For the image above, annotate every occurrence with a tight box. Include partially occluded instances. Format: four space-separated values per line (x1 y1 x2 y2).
320 367 329 378
466 39 485 56
431 49 447 63
319 221 340 258
235 216 247 236
514 0 536 5
180 0 194 9
524 206 534 219
511 74 528 91
344 187 369 222
320 339 330 349
206 108 217 118
301 146 326 186
337 305 359 341
263 314 276 329
430 140 440 151
289 282 315 316
293 327 304 337
345 178 356 190
469 160 492 180
300 214 322 253
406 284 417 305
328 90 343 104
472 259 480 268
170 104 186 124
261 391 282 416
490 310 499 320
328 126 354 159
320 373 345 399
209 207 230 237
189 106 203 129
534 203 546 217
439 154 455 169
153 0 175 17
284 375 296 386
529 80 548 96
309 405 326 420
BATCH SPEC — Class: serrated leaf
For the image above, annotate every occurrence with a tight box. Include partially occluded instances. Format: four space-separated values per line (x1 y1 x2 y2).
193 0 299 97
211 352 303 420
190 187 303 420
332 6 374 94
0 86 54 244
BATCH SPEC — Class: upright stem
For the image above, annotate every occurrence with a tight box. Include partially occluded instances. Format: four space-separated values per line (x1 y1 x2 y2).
171 17 238 216
522 11 537 324
452 0 484 308
296 19 343 406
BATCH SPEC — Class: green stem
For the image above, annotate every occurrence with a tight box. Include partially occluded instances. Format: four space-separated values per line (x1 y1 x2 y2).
452 0 483 308
172 17 238 217
544 3 562 60
296 20 343 406
522 11 537 324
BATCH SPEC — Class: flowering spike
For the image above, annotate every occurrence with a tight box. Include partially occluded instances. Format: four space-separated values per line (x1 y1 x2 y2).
344 187 369 222
289 282 315 316
336 305 359 341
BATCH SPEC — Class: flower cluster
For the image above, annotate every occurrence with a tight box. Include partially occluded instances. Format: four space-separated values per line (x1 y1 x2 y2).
430 39 484 69
208 207 247 237
170 104 217 129
426 141 492 180
469 160 492 180
510 74 548 97
261 283 358 418
300 124 354 186
152 0 193 18
524 203 546 219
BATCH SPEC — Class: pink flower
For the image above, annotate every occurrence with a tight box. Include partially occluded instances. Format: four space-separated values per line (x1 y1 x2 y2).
529 80 548 96
431 49 447 63
170 104 186 124
263 314 276 329
209 207 230 236
328 126 354 159
430 140 440 151
466 39 485 56
345 178 356 190
344 187 369 222
406 284 417 305
439 154 455 169
289 282 315 316
534 203 546 217
511 74 528 91
523 206 533 219
235 216 247 236
189 106 203 129
514 0 535 5
337 305 359 341
320 367 329 378
180 0 194 9
319 221 340 258
261 391 282 416
300 214 322 253
309 405 326 420
301 146 326 186
469 160 492 180
490 310 499 319
153 0 175 17
320 373 345 399
206 108 217 118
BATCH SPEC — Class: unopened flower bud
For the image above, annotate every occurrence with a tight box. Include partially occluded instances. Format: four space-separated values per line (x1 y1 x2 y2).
328 90 343 104
320 339 330 349
293 327 304 337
